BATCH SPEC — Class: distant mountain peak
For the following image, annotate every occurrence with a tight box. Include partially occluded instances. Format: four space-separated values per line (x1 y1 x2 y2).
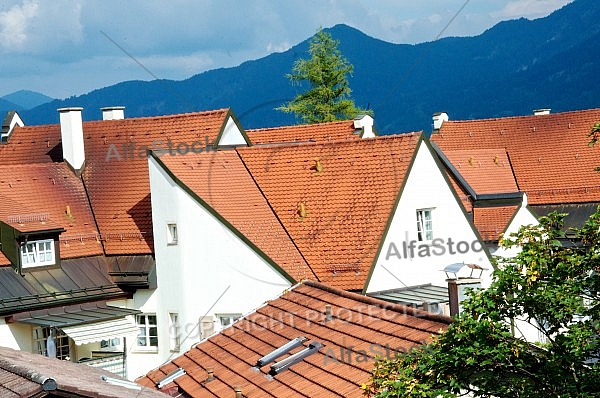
2 90 54 110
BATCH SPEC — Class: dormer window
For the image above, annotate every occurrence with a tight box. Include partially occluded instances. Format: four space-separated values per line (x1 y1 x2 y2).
21 239 55 268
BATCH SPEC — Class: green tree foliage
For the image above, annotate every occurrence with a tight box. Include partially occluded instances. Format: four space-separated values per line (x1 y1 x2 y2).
363 209 600 397
277 29 370 123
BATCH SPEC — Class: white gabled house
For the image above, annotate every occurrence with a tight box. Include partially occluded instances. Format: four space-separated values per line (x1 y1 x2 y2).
364 137 493 294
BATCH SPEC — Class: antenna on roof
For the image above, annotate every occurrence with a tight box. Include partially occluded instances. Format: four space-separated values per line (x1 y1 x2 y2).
255 336 307 368
269 341 324 376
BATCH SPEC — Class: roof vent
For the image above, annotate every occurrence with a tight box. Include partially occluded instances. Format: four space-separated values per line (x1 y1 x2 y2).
325 304 333 322
205 367 215 382
269 341 324 375
297 202 307 220
156 367 186 388
234 386 243 398
533 108 551 116
101 106 125 120
311 158 323 175
256 336 307 367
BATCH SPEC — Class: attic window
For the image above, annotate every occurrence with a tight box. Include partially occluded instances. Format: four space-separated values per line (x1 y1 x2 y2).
416 209 434 242
21 239 55 268
167 223 178 245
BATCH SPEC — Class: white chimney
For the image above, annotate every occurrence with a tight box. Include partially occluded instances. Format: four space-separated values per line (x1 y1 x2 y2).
101 106 125 120
432 112 449 130
533 108 551 116
354 114 375 138
58 107 85 172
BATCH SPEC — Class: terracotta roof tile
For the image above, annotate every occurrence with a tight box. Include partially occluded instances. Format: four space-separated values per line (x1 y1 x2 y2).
442 149 518 194
237 134 421 290
246 120 360 145
156 150 316 282
137 280 451 397
0 251 10 266
0 109 231 255
473 206 519 241
432 108 600 205
0 163 103 259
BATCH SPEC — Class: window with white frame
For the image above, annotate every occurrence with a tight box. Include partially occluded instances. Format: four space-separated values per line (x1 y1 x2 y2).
416 209 434 241
217 313 242 328
21 239 55 268
167 223 178 245
168 313 181 352
100 337 122 351
136 314 158 349
33 327 70 360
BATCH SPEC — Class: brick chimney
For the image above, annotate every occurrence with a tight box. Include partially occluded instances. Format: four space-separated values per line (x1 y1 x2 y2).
101 106 125 120
58 107 85 173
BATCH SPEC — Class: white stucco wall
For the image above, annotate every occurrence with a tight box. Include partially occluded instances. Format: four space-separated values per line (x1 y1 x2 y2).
217 116 247 146
366 141 493 293
147 155 291 376
489 199 539 259
0 320 33 351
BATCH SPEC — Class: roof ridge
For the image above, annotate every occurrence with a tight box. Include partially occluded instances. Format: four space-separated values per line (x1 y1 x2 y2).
14 108 231 129
246 119 353 133
241 131 422 151
299 280 453 324
444 107 600 124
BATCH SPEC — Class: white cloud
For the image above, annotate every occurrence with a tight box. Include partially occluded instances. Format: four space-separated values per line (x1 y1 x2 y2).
492 0 573 20
0 0 39 49
0 0 83 55
266 41 291 53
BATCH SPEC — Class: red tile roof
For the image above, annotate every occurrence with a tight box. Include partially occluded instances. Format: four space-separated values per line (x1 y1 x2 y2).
0 346 167 397
432 108 600 205
137 280 451 398
246 120 360 145
0 110 231 255
155 150 316 282
0 163 103 259
473 206 519 241
442 149 518 194
236 133 422 290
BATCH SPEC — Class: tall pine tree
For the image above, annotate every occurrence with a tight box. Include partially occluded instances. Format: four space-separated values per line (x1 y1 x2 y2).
277 28 370 124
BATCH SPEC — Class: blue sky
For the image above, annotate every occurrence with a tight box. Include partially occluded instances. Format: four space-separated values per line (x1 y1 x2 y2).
0 0 572 99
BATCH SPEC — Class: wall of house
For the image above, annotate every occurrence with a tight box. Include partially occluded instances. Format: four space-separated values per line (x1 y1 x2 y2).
489 203 539 259
0 320 33 351
366 141 493 294
147 156 291 375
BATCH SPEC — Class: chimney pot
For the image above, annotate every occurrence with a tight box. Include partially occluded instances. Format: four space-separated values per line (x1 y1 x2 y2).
58 107 85 172
353 114 375 138
101 106 125 120
432 112 449 130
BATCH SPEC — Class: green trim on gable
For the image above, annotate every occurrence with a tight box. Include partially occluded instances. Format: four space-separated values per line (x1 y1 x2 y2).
422 138 494 267
214 109 253 148
149 152 296 285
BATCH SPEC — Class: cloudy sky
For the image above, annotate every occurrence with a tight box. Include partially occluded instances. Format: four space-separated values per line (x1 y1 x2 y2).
0 0 572 99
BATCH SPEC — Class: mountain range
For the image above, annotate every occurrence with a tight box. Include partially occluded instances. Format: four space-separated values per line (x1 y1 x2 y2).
12 0 600 134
